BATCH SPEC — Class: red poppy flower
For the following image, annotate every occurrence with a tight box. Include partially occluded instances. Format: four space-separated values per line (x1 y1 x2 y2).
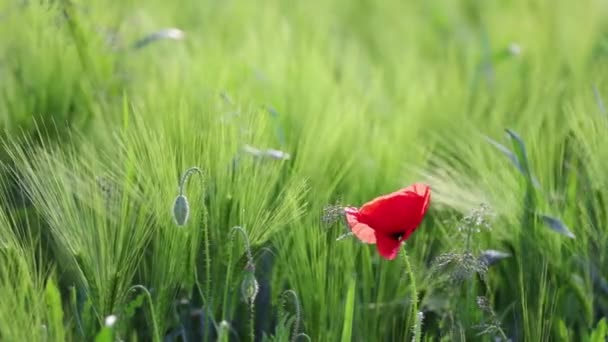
344 183 431 260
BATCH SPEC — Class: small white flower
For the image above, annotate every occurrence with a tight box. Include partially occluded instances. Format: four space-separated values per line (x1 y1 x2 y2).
508 43 522 56
105 315 117 327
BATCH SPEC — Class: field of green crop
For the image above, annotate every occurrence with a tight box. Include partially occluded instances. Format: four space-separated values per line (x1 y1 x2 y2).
1 1 608 341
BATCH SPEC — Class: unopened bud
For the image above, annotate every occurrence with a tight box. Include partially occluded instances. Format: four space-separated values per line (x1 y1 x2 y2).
173 195 190 226
241 268 259 304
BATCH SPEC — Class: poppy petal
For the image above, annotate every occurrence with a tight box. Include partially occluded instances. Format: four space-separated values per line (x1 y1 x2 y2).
344 207 376 244
358 183 431 237
375 233 402 260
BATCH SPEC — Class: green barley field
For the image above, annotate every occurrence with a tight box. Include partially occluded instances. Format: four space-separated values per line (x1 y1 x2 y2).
1 1 608 341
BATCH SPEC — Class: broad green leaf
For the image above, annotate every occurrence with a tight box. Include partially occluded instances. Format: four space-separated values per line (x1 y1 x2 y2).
589 318 607 342
94 327 113 342
505 128 540 189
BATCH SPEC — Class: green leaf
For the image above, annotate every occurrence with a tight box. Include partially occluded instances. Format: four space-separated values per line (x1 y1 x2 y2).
589 318 607 342
123 292 146 322
44 279 66 342
505 129 529 169
557 319 569 340
485 133 540 188
484 135 523 172
505 129 540 188
340 277 356 342
94 327 114 342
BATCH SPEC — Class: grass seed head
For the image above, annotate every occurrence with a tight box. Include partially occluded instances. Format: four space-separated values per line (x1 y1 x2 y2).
473 296 508 340
458 203 495 235
476 296 492 313
321 204 345 226
432 251 488 284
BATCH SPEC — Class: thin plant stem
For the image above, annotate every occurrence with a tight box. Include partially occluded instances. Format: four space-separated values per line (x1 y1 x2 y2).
401 246 420 342
295 333 312 342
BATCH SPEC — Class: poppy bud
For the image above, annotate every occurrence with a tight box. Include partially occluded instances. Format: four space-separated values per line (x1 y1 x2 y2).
173 167 202 227
241 266 259 305
173 194 190 226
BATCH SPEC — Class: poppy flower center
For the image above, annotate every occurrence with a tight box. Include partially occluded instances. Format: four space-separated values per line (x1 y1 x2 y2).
389 232 405 241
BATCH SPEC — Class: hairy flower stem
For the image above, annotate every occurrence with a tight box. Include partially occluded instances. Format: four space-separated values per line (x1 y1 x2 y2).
249 299 255 342
402 247 420 342
128 285 160 342
202 197 212 311
282 290 302 342
178 167 202 196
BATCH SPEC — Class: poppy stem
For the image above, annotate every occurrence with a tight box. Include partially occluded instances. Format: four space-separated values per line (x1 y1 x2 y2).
177 166 203 196
249 300 255 342
401 246 421 342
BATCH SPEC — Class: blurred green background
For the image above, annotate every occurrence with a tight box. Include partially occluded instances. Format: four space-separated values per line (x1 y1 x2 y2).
0 0 607 341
